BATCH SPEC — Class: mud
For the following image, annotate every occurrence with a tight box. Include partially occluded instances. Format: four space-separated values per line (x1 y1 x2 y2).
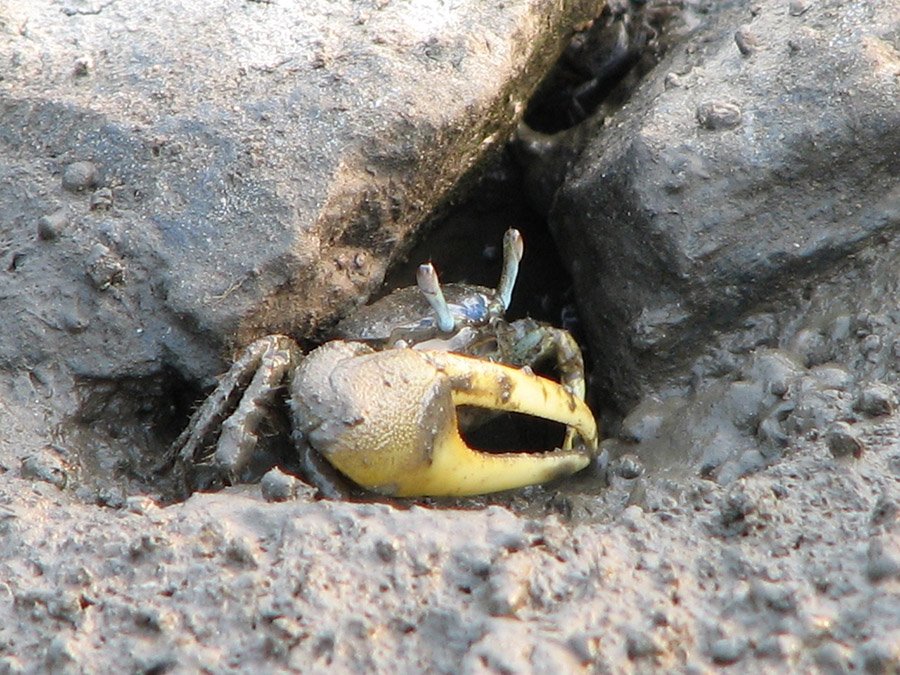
2 406 897 672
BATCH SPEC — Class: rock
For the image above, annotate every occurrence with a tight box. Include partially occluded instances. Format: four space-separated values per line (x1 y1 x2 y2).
88 187 114 211
84 243 125 290
613 455 644 479
260 467 312 503
37 209 69 241
0 0 598 389
695 101 742 130
19 455 67 489
545 0 899 406
733 26 759 57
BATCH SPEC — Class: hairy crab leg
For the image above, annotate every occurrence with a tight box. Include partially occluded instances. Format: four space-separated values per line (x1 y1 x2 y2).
529 325 586 450
212 338 300 479
168 335 300 476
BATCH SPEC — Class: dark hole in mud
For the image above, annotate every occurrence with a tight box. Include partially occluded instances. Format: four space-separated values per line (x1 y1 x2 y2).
66 369 203 499
381 156 580 331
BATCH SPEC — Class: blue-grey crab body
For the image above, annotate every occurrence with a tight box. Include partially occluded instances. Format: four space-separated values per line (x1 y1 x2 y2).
333 283 503 348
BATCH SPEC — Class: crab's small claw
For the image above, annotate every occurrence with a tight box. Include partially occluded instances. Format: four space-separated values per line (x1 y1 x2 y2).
291 343 597 497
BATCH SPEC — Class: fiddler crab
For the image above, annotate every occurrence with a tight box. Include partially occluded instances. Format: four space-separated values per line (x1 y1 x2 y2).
167 229 598 498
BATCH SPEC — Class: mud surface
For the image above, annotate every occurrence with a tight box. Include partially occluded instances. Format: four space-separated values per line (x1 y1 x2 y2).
2 406 898 672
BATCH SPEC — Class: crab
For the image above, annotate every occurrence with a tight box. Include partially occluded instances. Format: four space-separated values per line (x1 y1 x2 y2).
168 229 598 498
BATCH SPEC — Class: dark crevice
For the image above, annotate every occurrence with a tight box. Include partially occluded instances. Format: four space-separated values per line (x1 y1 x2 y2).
525 0 683 133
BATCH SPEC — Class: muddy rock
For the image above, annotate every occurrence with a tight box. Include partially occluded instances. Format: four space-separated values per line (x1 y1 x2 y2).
547 0 899 405
0 0 599 388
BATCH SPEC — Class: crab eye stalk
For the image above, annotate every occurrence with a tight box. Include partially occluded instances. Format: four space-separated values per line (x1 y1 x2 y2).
417 263 456 333
497 228 524 311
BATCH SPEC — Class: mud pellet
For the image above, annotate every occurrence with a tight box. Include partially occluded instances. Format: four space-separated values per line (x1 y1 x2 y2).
62 161 98 192
788 0 810 16
374 538 398 563
827 422 864 458
855 383 896 417
90 187 114 211
20 455 67 489
710 637 748 665
260 467 303 502
734 27 759 56
813 643 851 674
73 55 92 77
861 334 882 357
37 209 69 240
755 634 795 660
870 493 898 528
866 537 900 583
85 243 125 290
487 560 530 617
696 101 742 130
664 72 683 89
625 629 663 659
614 455 644 479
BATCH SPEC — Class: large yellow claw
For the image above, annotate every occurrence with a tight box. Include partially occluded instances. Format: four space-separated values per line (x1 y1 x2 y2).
290 342 598 497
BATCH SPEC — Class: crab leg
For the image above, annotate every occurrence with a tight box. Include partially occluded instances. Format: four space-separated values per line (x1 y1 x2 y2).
391 352 595 497
530 325 587 451
168 335 300 476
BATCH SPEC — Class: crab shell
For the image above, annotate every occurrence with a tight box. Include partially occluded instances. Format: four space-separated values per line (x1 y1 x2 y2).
290 341 598 497
332 283 504 347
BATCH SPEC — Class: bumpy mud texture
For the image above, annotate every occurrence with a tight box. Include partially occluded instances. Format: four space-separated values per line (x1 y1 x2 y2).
2 415 898 672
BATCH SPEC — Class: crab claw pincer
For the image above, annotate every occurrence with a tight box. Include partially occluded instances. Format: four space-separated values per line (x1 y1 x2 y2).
291 341 598 497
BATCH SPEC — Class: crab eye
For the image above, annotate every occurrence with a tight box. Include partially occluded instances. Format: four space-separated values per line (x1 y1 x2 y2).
417 263 456 332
